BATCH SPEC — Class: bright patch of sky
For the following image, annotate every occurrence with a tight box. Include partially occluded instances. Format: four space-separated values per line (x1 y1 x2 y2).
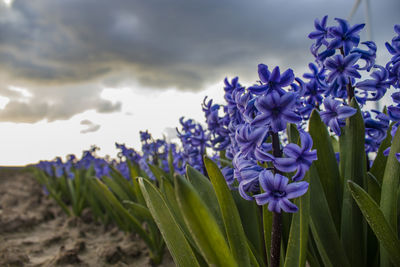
0 81 227 165
2 0 13 7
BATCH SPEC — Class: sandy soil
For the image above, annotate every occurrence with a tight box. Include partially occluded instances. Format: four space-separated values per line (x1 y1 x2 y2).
0 168 175 267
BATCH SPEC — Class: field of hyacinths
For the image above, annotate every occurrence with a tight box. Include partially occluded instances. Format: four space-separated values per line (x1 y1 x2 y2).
32 16 400 267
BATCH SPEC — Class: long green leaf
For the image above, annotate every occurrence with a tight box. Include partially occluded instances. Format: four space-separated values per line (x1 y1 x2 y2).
366 172 381 204
263 206 273 266
160 177 209 266
204 157 251 267
174 174 237 267
284 174 310 267
109 166 137 201
339 98 367 267
309 109 342 231
123 200 153 223
90 178 156 252
370 123 393 183
232 190 263 263
127 161 147 205
102 176 130 201
309 165 350 267
186 165 225 235
348 181 400 267
380 126 400 267
139 178 201 267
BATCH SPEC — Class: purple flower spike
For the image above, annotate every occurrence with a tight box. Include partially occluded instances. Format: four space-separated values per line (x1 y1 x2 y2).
252 91 301 133
274 131 317 181
254 170 309 213
320 97 357 136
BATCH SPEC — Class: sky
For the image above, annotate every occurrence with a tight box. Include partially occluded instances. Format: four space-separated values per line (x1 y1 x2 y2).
0 0 399 165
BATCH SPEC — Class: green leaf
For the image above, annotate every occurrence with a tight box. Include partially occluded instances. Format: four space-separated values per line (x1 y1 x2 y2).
309 109 342 231
204 157 251 267
102 176 130 201
370 123 393 183
149 164 167 184
174 174 237 267
309 165 350 267
263 206 273 266
109 166 137 201
232 190 263 263
366 172 381 204
348 181 400 267
284 175 310 267
186 165 225 233
380 126 400 267
139 178 201 267
90 178 157 254
339 98 367 267
160 178 209 266
168 148 175 178
123 200 153 223
287 123 300 144
127 161 147 205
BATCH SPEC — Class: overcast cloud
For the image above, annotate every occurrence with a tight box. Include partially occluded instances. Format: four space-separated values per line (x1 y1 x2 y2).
0 0 398 123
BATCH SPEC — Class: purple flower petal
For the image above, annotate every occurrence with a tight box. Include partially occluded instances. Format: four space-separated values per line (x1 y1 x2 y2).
279 198 298 213
274 157 297 172
286 181 309 199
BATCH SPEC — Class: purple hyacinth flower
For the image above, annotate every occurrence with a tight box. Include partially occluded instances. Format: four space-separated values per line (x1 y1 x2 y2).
308 15 330 47
325 54 361 87
252 91 301 133
221 166 235 187
253 170 309 213
320 97 357 136
233 154 263 201
274 132 317 181
235 123 268 158
355 65 392 101
388 105 400 121
248 65 294 96
254 142 274 163
350 41 377 71
328 18 365 55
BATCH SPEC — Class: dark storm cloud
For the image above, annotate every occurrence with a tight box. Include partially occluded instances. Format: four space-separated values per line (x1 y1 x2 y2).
0 0 398 122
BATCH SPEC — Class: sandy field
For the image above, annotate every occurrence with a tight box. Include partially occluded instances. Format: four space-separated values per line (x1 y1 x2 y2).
0 168 175 267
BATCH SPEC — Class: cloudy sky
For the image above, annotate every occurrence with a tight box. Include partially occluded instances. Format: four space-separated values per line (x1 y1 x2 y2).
0 0 398 165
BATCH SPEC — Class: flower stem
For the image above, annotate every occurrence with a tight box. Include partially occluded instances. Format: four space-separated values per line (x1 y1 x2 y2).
270 212 282 267
270 131 283 267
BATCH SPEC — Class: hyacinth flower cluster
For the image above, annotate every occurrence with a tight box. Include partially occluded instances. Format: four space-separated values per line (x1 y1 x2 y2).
37 147 110 180
383 25 400 162
176 117 210 174
201 17 400 212
307 16 400 162
116 131 185 180
228 66 321 213
202 70 318 213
